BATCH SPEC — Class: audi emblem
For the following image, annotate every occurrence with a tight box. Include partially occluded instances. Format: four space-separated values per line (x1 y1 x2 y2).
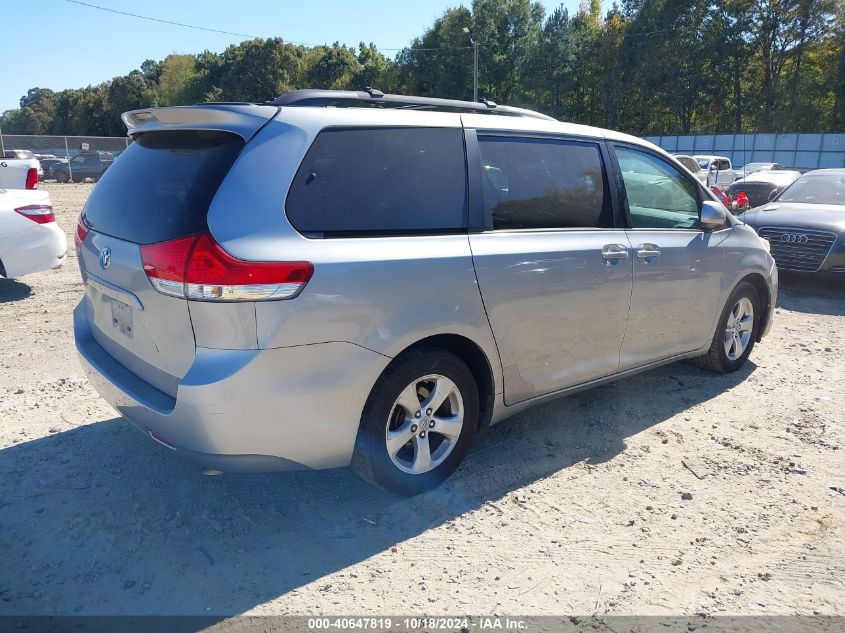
780 233 809 244
99 247 112 270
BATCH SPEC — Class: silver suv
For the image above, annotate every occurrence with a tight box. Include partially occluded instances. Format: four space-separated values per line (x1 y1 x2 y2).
74 90 777 495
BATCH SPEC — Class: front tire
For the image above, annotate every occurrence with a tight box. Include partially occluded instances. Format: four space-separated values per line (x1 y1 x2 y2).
55 170 70 184
351 348 479 495
695 281 760 373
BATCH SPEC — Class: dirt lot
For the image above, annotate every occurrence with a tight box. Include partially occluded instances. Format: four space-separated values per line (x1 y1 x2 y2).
1 182 844 617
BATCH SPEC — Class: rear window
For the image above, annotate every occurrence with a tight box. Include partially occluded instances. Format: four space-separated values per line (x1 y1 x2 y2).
676 156 700 172
286 127 467 236
82 130 243 244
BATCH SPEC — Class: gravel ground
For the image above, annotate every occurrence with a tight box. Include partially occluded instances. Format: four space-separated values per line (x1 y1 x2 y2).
1 182 843 617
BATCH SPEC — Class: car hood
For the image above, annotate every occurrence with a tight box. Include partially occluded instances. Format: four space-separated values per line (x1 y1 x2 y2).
741 203 845 233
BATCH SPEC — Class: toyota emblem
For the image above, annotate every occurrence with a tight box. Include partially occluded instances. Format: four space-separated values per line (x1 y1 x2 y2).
99 247 112 270
780 233 809 244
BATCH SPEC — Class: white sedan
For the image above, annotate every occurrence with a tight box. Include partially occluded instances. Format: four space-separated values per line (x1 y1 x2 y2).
0 188 66 278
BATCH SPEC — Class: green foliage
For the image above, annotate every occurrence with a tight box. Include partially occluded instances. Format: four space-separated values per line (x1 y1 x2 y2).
157 55 198 106
305 43 359 89
1 0 841 136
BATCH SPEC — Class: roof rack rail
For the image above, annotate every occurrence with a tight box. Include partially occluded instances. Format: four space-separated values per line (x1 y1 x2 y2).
266 89 556 121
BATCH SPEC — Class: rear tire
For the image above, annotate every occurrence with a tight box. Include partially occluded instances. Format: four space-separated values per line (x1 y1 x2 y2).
55 170 69 184
351 348 479 495
695 281 760 373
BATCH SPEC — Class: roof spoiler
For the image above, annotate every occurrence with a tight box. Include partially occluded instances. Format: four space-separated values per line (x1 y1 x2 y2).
122 104 279 140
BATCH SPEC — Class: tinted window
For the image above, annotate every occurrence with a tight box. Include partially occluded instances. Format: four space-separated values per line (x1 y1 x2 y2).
616 146 700 229
478 137 612 230
286 127 466 235
83 130 243 244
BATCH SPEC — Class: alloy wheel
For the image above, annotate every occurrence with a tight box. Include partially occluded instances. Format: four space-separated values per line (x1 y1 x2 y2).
723 297 754 361
385 374 464 475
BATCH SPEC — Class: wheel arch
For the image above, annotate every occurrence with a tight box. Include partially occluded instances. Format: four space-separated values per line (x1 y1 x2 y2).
387 333 496 430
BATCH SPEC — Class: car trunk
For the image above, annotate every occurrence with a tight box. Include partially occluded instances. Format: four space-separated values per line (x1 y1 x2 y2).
77 125 259 398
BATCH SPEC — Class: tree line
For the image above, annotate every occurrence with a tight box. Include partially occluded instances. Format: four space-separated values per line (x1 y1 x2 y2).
2 0 843 138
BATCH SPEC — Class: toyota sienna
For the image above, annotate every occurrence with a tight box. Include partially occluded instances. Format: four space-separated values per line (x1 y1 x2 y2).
74 90 778 494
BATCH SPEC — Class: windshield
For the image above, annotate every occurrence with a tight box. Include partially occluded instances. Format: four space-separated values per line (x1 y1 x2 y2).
777 174 845 206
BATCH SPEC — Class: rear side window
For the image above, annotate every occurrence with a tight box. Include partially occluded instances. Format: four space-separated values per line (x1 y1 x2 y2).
82 130 243 244
478 136 612 230
286 127 467 235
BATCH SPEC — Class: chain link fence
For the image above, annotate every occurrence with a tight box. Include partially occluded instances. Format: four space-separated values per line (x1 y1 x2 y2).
0 134 130 181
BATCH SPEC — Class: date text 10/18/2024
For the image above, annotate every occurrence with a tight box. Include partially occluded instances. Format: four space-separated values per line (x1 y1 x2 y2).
307 617 528 631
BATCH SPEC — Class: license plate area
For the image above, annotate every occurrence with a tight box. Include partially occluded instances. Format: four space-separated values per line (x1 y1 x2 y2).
110 297 134 338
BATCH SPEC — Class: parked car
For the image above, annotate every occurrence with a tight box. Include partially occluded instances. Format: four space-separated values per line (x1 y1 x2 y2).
39 157 70 180
674 154 708 184
73 91 777 495
737 162 785 179
740 169 845 276
53 151 113 183
694 155 738 188
727 170 802 212
0 150 41 190
0 188 66 278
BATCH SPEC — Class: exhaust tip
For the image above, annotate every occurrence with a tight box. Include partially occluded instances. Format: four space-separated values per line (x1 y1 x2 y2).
201 468 224 476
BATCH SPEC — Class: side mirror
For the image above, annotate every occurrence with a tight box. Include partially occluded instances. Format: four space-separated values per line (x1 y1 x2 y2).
710 164 718 172
700 200 727 230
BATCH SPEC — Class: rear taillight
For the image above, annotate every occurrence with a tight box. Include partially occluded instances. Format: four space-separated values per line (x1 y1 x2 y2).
140 232 313 302
15 204 55 224
25 168 38 190
75 216 90 249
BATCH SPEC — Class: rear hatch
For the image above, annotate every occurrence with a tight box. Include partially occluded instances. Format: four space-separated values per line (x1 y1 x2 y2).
77 106 275 397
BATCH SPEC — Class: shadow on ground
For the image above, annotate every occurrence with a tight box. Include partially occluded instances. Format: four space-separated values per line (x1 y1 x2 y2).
0 360 754 619
0 279 32 303
777 272 845 316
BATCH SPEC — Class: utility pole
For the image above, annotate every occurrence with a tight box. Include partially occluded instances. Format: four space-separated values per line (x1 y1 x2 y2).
462 27 479 102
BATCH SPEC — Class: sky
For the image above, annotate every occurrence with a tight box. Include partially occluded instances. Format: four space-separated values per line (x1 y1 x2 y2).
0 0 591 113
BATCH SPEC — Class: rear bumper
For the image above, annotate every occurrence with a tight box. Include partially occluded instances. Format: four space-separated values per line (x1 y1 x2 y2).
0 222 66 278
74 302 391 471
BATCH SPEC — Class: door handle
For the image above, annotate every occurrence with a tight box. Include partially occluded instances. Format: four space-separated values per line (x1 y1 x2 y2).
636 244 661 260
602 244 629 265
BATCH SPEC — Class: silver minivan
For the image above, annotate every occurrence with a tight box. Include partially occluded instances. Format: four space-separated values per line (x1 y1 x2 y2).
74 90 777 494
